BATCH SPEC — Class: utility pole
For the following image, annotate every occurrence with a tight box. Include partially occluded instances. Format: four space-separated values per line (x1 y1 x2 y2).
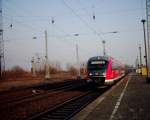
45 30 50 80
146 0 150 65
74 33 81 79
136 56 139 69
102 40 106 56
31 57 36 77
139 45 142 75
76 43 80 79
139 44 142 68
146 0 150 81
0 0 4 80
141 19 148 77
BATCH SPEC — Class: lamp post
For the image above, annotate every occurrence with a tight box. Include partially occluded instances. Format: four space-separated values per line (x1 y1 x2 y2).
103 31 118 34
141 19 149 78
74 33 81 79
101 31 118 56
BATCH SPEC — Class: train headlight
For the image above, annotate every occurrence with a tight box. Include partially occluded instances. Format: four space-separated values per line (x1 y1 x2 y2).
89 73 93 76
102 73 106 76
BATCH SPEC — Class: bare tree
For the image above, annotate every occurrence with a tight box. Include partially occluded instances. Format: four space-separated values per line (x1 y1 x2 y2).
66 63 77 75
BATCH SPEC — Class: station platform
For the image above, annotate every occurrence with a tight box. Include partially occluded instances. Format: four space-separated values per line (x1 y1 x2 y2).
71 74 150 120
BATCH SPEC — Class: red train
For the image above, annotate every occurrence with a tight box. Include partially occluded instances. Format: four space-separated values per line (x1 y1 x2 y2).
87 56 125 85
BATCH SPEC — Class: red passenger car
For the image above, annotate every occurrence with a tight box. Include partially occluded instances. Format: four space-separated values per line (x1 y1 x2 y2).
87 56 125 85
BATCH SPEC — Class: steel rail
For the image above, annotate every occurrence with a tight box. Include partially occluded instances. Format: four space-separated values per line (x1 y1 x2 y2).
26 91 100 120
0 80 86 110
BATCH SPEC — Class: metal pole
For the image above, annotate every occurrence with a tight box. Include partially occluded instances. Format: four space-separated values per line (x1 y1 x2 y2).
31 57 36 77
0 0 4 80
76 43 80 79
139 45 142 75
136 56 139 68
141 19 148 77
45 30 50 79
74 33 81 79
0 0 1 80
0 55 1 80
146 0 150 79
139 44 142 67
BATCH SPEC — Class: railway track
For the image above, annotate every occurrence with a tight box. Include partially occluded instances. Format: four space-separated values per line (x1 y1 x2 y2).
0 78 115 120
0 79 86 107
0 79 86 110
26 90 100 120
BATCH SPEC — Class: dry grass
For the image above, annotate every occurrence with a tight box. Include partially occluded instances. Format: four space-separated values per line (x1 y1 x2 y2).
0 65 87 92
0 72 86 92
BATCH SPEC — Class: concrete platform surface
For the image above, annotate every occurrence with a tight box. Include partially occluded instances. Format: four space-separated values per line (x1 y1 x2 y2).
71 74 150 120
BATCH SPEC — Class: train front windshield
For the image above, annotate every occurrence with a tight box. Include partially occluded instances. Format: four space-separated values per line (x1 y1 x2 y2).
88 60 108 71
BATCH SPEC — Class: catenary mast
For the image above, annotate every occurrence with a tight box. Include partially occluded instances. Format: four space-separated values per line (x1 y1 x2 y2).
0 0 4 80
146 0 150 77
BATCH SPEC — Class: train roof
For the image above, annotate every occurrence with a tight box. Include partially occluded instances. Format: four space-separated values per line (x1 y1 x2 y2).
88 56 111 61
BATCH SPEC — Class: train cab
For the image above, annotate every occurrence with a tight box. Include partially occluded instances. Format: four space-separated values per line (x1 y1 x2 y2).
87 56 125 85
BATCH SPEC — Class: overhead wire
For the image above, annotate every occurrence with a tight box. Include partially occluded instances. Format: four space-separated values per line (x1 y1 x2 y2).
3 1 45 34
51 24 88 52
3 15 44 36
4 0 32 17
77 0 96 21
76 0 105 36
77 0 91 18
3 0 103 57
62 0 104 40
51 23 96 58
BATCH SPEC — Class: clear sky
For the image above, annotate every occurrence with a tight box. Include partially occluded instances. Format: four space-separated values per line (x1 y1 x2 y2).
2 0 146 70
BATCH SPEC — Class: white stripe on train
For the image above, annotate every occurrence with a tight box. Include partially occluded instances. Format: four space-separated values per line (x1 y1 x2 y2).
105 74 125 85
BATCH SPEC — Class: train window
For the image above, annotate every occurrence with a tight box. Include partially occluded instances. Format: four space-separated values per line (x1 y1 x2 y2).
112 62 118 70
